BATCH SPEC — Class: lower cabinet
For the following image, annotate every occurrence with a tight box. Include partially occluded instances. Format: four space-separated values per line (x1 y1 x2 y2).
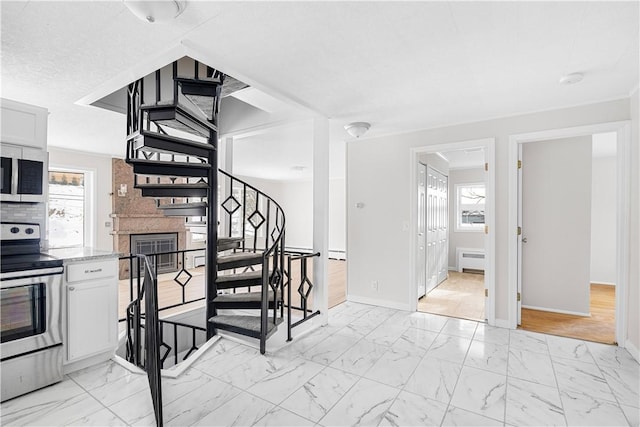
64 258 118 367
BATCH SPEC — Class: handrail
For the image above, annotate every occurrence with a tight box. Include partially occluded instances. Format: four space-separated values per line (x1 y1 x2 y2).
141 254 163 427
218 168 286 353
285 252 321 341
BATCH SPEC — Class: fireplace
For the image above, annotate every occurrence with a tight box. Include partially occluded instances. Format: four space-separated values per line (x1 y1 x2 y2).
130 233 178 275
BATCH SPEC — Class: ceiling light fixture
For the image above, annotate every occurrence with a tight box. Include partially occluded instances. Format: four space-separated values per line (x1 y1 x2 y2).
344 122 371 138
559 72 584 85
123 0 187 24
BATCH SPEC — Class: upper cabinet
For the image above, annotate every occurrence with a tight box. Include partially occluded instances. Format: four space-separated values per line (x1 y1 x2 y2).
1 98 48 149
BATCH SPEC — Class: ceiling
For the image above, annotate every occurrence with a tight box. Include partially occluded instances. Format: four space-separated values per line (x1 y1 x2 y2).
1 1 638 180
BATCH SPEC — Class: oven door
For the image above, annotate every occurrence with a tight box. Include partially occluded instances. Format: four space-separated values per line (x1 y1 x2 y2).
0 268 63 359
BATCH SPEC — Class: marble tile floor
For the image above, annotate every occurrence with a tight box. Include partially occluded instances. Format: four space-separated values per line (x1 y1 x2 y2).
2 301 639 427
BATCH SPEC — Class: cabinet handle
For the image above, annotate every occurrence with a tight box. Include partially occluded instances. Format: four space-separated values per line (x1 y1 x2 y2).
85 268 102 274
69 286 75 291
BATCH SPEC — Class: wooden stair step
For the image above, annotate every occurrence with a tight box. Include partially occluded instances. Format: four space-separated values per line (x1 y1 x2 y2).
217 252 263 271
209 315 282 339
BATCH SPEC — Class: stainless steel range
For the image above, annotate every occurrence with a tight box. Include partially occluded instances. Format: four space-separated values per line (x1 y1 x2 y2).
0 222 64 402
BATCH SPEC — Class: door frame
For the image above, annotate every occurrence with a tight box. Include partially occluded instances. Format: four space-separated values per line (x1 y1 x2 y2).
507 121 631 345
409 138 496 325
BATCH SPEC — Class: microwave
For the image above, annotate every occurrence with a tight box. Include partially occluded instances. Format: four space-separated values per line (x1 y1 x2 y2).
1 143 47 203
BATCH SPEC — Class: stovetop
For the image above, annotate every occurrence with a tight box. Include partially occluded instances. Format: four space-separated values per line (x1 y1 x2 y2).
0 222 63 274
1 253 63 274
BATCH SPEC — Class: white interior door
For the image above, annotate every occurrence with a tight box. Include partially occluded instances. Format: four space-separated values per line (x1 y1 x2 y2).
417 163 427 298
426 166 448 293
520 137 592 316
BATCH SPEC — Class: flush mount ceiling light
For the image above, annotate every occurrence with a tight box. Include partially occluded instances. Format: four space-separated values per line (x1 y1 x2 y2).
344 122 371 138
559 72 584 85
123 0 187 24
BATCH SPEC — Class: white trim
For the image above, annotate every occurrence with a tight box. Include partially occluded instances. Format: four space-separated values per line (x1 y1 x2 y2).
507 121 631 348
409 138 496 326
160 336 220 379
347 294 411 312
591 281 616 286
454 182 486 232
625 339 640 363
521 305 590 317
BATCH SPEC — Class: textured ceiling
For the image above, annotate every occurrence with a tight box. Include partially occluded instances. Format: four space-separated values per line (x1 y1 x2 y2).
1 1 638 180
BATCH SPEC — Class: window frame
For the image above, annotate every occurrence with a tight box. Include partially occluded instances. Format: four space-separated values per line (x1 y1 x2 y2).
47 167 95 248
455 182 486 232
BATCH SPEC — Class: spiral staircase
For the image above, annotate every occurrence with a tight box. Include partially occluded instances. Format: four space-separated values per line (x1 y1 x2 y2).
124 58 286 355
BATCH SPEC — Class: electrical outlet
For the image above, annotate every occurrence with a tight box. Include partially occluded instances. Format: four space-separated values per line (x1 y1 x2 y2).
371 280 378 291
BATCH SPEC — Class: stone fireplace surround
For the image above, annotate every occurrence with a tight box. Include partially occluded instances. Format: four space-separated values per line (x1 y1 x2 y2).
111 159 187 279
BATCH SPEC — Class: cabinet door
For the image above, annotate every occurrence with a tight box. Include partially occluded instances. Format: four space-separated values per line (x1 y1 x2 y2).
1 99 48 149
66 278 117 361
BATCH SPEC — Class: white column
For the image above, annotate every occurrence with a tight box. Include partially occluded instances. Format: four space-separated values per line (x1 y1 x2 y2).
219 136 234 236
219 136 234 173
313 117 330 324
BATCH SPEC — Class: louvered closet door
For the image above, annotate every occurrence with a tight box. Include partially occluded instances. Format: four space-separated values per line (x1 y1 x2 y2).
417 163 427 298
426 166 448 294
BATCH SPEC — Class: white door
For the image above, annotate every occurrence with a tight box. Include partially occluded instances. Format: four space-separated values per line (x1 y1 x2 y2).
519 137 592 318
417 163 427 298
426 166 448 293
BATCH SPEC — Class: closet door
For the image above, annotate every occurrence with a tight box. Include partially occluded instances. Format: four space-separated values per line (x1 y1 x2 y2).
417 163 427 298
426 166 448 293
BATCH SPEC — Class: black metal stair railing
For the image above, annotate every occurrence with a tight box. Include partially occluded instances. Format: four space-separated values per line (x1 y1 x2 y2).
124 255 163 427
216 169 286 353
284 252 322 341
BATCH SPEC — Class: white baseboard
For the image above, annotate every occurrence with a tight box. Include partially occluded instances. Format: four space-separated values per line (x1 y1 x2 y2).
521 305 590 317
591 281 616 286
448 266 457 271
625 338 640 363
347 294 411 312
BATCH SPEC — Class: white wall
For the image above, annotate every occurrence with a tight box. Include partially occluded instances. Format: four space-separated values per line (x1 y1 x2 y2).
590 155 617 285
237 175 346 255
448 168 485 269
628 88 639 359
48 147 113 251
347 98 631 318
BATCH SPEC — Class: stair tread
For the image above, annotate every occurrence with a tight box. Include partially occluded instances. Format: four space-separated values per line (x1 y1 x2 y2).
216 269 262 283
218 252 263 265
214 291 277 303
128 158 211 167
141 104 216 136
137 183 209 189
139 130 214 151
158 202 207 209
209 315 282 336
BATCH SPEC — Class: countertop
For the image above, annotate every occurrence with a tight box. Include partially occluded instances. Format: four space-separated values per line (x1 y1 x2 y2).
43 247 122 263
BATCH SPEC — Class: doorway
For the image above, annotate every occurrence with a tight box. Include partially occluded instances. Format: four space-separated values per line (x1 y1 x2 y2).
411 140 495 324
517 133 618 343
508 123 631 346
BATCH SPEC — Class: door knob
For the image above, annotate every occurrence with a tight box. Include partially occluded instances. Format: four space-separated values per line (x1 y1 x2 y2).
522 237 528 243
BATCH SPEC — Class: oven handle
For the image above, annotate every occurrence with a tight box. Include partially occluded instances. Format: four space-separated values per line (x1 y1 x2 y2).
0 267 64 284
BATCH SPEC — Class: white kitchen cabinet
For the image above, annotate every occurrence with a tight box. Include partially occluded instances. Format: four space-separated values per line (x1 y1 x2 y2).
64 258 118 365
1 98 48 149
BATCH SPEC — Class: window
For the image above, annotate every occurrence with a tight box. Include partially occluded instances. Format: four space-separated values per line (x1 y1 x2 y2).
456 183 485 231
48 169 91 248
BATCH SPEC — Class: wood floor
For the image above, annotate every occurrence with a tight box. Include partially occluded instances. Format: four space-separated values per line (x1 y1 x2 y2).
417 271 485 321
520 284 615 344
